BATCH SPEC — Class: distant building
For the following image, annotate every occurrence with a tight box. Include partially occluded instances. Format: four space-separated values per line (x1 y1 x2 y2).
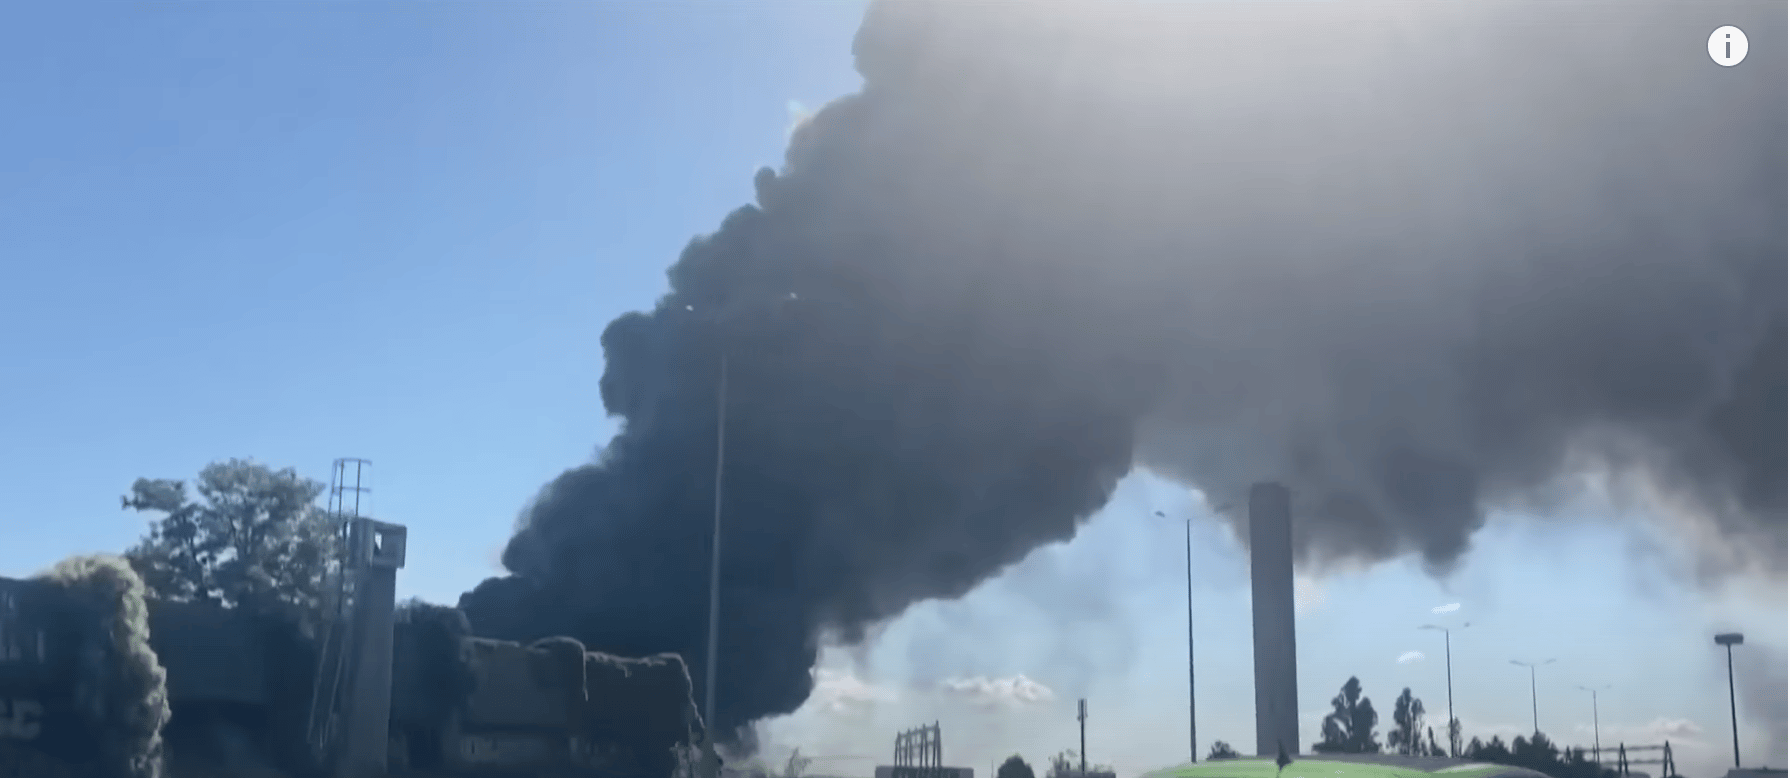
1725 769 1787 778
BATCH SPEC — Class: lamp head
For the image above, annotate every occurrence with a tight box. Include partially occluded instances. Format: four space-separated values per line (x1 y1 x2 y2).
1716 633 1744 646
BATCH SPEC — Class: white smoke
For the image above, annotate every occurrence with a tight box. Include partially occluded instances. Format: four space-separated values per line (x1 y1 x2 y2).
938 674 1057 708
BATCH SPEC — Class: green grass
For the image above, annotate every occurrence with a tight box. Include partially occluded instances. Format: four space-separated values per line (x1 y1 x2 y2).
1140 759 1516 778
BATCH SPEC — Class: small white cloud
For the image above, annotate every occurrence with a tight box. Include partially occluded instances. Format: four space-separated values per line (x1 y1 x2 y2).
1397 650 1426 664
1432 603 1461 614
810 668 895 719
939 674 1056 708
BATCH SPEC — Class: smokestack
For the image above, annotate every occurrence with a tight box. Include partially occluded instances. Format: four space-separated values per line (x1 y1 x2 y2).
1250 483 1298 758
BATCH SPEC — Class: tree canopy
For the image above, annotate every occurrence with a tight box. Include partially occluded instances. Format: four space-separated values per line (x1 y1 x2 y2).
998 754 1037 778
1388 687 1429 756
1313 676 1380 754
122 458 342 634
1207 741 1239 760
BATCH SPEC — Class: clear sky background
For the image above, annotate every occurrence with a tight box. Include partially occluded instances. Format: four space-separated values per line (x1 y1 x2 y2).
1 4 1782 778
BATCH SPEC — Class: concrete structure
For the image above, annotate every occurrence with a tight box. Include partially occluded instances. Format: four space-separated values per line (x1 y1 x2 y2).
1249 482 1298 758
338 517 408 777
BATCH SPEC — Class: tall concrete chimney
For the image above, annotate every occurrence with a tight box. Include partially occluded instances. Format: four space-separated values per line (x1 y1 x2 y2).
1249 482 1299 758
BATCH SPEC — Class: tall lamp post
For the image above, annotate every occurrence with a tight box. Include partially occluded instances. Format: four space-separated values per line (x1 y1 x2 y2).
702 352 729 775
1716 632 1745 768
1155 510 1197 764
1509 659 1555 736
1420 622 1470 757
689 292 802 778
1576 685 1610 765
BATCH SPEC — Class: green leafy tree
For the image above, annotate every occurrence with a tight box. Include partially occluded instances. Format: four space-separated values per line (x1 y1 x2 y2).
1207 741 1240 760
123 458 341 634
1387 688 1427 756
998 755 1037 778
1313 677 1380 754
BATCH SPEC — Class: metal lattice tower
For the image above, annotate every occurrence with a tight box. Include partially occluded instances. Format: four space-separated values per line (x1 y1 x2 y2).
306 457 373 766
893 723 944 778
328 458 373 521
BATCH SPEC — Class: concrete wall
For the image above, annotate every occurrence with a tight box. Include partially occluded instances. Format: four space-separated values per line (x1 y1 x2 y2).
1249 482 1298 757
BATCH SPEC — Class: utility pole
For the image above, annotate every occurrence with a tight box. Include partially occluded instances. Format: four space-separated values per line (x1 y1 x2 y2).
1078 699 1088 778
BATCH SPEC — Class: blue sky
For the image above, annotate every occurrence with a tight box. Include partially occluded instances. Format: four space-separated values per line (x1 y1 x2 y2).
0 4 1781 778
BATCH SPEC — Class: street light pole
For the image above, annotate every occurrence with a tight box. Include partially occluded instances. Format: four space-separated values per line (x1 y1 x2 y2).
704 354 729 752
1509 659 1555 736
1716 633 1745 768
695 353 731 778
1576 685 1609 764
1421 623 1470 757
1156 510 1197 764
690 292 803 778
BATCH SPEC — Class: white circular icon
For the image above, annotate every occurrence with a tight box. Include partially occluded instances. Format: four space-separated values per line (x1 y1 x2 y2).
1708 26 1748 67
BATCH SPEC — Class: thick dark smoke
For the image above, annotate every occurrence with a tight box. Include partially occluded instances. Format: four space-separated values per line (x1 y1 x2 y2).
460 0 1786 743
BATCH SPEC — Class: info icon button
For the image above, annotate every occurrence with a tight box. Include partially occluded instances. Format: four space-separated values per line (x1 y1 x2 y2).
1709 26 1748 67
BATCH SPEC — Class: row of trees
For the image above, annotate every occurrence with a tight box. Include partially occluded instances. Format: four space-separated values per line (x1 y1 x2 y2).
996 750 1116 778
1312 676 1443 756
1310 676 1643 778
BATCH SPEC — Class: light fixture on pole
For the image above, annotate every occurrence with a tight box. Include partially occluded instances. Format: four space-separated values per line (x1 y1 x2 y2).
1715 632 1745 768
1509 659 1555 736
1420 622 1470 757
1576 685 1610 764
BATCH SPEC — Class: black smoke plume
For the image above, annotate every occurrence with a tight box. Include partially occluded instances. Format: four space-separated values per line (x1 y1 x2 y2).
460 0 1786 742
